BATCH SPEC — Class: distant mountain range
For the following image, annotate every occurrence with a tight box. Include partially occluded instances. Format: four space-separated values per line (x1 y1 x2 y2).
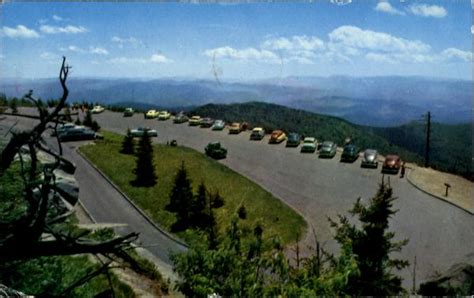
1 76 471 126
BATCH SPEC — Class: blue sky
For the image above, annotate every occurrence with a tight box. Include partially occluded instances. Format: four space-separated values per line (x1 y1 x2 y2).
0 1 472 80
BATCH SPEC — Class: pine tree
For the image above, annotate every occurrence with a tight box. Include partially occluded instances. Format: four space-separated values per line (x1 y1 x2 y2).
168 161 193 230
330 178 409 295
120 129 135 155
211 191 225 208
9 98 18 114
63 106 73 122
83 110 93 127
132 130 157 187
74 116 81 126
190 182 209 229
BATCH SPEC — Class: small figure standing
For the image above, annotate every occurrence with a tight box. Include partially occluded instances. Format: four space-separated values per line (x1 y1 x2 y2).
400 162 406 178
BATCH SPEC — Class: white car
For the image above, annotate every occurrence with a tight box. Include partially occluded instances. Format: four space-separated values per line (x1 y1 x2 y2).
91 105 105 114
130 127 158 137
300 137 318 153
158 111 171 120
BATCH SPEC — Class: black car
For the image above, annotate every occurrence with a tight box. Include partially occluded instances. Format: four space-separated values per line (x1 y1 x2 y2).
286 133 301 147
58 127 98 142
341 144 360 162
205 142 227 159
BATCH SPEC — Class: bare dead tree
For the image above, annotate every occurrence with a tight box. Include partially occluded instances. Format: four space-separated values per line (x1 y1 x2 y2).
0 57 140 293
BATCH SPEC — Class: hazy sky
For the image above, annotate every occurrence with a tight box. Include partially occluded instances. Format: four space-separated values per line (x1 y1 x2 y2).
0 1 472 80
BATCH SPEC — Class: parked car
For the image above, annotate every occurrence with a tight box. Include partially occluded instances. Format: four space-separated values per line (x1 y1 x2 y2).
382 154 402 174
212 120 225 131
91 105 105 114
319 141 337 158
361 149 379 168
58 127 98 142
51 122 77 136
145 109 159 119
286 132 301 147
130 127 158 137
173 113 188 124
123 107 134 117
229 122 242 134
205 141 227 159
250 127 265 140
189 115 202 126
300 137 317 153
200 117 215 128
269 130 287 144
158 110 171 120
341 144 360 162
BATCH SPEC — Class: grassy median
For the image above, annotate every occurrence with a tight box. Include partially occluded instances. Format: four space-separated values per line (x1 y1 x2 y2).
79 131 306 245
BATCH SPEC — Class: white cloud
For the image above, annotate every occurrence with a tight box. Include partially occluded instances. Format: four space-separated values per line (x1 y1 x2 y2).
89 47 109 55
408 4 447 18
40 25 87 34
1 25 39 39
328 25 431 53
441 48 472 61
60 45 109 55
471 25 474 35
111 36 142 48
330 0 352 5
262 35 325 51
0 54 4 60
40 52 57 60
375 1 405 15
150 54 172 63
52 15 63 21
204 46 279 63
107 53 172 64
365 52 396 64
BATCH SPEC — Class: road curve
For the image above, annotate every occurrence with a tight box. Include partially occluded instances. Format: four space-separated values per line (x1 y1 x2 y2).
0 115 187 266
93 111 474 285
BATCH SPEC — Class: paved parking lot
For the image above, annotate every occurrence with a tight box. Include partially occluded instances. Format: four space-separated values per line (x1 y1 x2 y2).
93 111 474 285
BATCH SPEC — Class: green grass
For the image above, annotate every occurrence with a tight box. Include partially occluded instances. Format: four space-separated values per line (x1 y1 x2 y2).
79 131 306 245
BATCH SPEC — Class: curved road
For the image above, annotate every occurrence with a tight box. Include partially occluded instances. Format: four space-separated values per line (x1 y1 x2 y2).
0 115 186 268
93 111 473 285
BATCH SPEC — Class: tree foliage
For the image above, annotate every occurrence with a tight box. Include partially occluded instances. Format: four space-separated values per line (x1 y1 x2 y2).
132 130 157 187
120 129 135 155
172 181 409 296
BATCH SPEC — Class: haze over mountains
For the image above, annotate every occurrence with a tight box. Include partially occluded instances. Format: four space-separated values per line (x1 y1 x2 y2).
1 76 471 126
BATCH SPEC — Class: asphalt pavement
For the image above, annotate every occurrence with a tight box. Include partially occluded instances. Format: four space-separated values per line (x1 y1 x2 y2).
2 111 473 287
92 111 474 285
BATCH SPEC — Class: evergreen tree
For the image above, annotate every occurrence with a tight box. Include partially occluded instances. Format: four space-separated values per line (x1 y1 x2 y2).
329 179 409 295
238 204 247 220
132 130 157 187
210 191 224 208
120 129 135 155
90 120 100 132
74 116 82 126
190 182 210 229
83 110 93 127
168 161 194 230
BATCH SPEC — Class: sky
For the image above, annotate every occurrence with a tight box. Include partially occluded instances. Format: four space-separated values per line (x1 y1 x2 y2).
0 1 472 80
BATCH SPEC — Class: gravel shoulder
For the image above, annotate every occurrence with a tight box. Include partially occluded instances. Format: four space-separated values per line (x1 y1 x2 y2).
407 165 473 214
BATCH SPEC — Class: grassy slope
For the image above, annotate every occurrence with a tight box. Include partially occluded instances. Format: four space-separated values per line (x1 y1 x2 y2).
192 102 472 179
79 131 306 245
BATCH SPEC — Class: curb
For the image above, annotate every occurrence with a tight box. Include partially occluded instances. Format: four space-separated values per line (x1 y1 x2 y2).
77 199 98 223
406 169 473 216
76 149 189 248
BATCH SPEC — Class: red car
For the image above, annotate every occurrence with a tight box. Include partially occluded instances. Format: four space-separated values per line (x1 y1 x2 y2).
382 155 401 174
269 130 287 144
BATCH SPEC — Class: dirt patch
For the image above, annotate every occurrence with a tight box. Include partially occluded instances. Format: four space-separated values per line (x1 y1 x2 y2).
408 165 474 214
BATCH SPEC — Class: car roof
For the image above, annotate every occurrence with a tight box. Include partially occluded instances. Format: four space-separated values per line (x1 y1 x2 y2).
322 141 334 146
272 130 283 133
304 137 316 141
